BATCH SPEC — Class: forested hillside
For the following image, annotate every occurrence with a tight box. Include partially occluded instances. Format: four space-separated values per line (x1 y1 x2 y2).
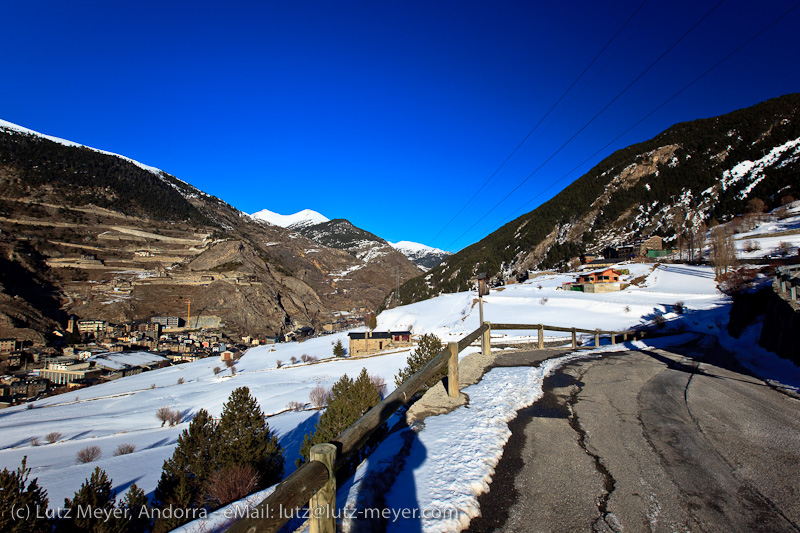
394 93 800 304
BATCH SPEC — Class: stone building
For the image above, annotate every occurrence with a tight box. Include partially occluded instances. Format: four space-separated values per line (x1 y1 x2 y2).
348 330 413 357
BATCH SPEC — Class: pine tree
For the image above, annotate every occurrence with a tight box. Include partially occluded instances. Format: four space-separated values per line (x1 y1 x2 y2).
153 409 219 531
333 339 346 357
62 467 116 533
0 457 49 533
394 333 444 389
215 387 284 489
118 484 151 533
297 368 381 466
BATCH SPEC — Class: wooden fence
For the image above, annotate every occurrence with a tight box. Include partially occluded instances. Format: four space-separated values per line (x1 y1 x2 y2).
226 321 638 532
776 265 800 301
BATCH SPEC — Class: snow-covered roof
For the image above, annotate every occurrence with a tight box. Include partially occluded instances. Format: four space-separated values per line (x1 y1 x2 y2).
88 351 167 370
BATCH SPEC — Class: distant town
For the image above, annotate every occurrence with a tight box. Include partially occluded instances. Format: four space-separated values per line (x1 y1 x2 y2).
0 309 369 409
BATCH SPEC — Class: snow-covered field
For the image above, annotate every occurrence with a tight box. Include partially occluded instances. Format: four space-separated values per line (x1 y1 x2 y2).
2 242 798 532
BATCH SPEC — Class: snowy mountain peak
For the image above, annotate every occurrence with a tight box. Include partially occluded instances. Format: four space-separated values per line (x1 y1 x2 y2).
389 241 452 270
390 241 447 255
250 208 330 229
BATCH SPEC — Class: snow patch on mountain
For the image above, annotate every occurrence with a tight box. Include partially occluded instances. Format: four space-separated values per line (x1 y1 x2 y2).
250 208 330 229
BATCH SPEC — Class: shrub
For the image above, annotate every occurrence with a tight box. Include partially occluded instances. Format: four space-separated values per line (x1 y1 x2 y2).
275 360 282 368
45 432 62 444
29 437 40 446
301 354 309 363
539 297 549 305
290 356 298 365
224 358 236 375
309 385 331 408
307 355 319 363
394 333 444 389
213 366 221 375
76 446 102 464
286 401 304 412
624 305 631 313
177 377 185 385
672 301 685 315
653 315 666 328
204 464 261 508
150 384 156 389
114 443 136 456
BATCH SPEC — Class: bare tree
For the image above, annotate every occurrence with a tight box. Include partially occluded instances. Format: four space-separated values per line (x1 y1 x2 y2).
309 385 331 408
156 406 172 427
45 432 62 444
369 375 387 398
710 226 737 279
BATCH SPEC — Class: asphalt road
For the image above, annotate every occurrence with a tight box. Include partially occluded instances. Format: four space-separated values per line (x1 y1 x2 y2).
466 344 800 532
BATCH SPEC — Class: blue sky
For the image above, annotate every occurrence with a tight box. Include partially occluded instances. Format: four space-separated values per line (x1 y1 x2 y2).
2 1 799 252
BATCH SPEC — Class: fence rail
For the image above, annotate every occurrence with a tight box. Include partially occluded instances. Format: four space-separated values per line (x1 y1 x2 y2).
226 320 636 532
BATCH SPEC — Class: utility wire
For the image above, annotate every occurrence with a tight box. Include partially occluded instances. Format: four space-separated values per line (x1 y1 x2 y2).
445 0 726 251
506 0 800 220
430 0 649 242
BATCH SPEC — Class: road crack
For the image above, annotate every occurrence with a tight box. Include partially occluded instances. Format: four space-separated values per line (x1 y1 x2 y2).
565 368 622 533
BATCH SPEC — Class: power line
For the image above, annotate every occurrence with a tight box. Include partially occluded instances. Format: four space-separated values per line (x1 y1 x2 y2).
430 0 649 242
444 0 727 251
505 1 800 221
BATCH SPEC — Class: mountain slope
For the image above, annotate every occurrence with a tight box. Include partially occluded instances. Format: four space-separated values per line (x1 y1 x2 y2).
395 93 800 304
0 122 420 341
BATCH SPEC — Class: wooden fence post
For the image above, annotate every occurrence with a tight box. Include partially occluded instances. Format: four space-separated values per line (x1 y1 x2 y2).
538 325 544 350
611 332 616 345
482 322 491 356
594 330 600 347
623 332 628 342
571 328 577 349
447 342 459 398
309 444 337 533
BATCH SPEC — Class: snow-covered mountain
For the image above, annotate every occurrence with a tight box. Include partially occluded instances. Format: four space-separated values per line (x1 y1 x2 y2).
390 241 452 270
250 208 329 229
251 208 449 269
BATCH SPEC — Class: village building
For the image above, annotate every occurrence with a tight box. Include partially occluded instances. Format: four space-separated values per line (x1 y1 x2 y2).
152 316 182 328
563 268 624 293
0 338 21 353
38 360 103 386
348 330 413 357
